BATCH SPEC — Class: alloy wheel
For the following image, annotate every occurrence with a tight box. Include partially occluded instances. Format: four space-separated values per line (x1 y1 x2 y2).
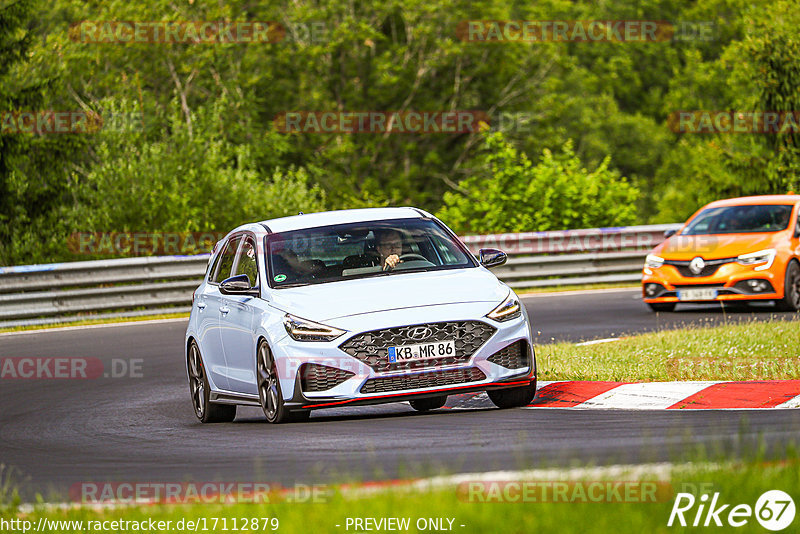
257 343 280 420
188 343 205 418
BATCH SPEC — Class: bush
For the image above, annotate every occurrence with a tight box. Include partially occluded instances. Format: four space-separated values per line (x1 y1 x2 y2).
438 131 640 235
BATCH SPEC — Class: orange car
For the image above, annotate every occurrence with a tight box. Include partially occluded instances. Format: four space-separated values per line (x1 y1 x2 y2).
642 195 800 312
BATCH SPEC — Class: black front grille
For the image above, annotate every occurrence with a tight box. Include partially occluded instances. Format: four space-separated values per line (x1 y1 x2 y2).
300 363 354 392
664 258 736 277
360 367 487 394
487 341 528 369
339 321 496 373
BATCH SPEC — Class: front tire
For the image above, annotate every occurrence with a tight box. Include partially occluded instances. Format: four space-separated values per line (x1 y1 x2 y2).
257 340 308 423
488 382 536 409
409 396 447 411
776 260 800 312
647 302 676 312
187 341 236 423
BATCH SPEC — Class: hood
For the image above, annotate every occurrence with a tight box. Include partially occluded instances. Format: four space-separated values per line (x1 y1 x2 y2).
267 267 508 322
655 232 781 260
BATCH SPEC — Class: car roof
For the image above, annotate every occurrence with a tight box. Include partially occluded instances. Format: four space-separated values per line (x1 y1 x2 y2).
705 194 800 208
236 207 432 235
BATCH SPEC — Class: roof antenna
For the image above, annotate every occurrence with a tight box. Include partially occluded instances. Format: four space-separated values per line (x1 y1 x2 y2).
298 211 304 215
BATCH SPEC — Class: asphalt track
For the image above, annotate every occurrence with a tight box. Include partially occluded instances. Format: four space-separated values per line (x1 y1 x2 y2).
1 289 799 500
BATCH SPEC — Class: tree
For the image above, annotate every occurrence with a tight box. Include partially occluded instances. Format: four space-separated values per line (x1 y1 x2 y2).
438 131 639 234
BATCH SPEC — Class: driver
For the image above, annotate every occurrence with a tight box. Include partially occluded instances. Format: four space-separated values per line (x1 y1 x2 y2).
374 229 403 271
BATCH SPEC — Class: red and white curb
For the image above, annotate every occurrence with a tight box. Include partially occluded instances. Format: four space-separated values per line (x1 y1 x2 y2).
527 380 800 410
444 380 800 410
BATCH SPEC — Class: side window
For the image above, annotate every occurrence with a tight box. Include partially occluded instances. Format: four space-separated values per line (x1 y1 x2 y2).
796 207 800 234
234 238 259 287
212 237 241 284
206 242 224 279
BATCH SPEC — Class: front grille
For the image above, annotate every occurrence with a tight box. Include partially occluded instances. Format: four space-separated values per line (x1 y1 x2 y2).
300 363 354 392
664 258 736 277
673 283 725 289
487 341 528 369
360 367 486 394
339 321 496 373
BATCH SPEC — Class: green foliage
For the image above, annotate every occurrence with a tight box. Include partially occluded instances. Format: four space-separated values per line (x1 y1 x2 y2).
72 99 326 235
3 0 800 264
650 0 800 222
438 131 639 234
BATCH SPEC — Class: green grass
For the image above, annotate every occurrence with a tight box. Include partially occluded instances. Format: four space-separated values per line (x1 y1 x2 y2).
3 454 799 533
517 282 638 294
537 318 800 381
0 313 190 334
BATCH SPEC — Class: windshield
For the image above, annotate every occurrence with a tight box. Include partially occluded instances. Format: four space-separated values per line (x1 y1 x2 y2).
682 204 794 235
266 217 476 288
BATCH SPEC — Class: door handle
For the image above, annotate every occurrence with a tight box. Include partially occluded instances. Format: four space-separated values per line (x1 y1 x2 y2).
220 305 230 315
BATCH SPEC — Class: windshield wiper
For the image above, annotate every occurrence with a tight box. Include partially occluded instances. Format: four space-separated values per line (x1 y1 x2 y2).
274 282 312 289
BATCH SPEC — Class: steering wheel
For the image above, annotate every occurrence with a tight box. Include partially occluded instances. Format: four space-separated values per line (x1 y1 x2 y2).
398 253 428 262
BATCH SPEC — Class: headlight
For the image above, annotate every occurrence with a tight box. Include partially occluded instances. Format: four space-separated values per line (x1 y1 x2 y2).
736 249 776 271
486 291 522 322
283 314 346 342
645 254 664 269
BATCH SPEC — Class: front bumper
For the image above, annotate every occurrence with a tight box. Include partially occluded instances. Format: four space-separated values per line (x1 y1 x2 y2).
642 261 782 303
271 305 536 410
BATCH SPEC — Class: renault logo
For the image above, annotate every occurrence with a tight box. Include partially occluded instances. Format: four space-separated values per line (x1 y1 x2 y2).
408 326 433 341
689 257 706 275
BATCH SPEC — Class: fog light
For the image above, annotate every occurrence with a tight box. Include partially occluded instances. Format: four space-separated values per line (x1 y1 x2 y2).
645 283 660 297
746 280 769 292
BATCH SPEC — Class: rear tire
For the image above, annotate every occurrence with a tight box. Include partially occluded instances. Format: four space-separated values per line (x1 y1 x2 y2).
409 396 447 411
647 302 676 312
488 382 536 409
776 260 800 312
187 341 237 423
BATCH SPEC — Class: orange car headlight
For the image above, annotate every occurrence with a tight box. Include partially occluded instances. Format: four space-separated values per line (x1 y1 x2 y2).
644 254 664 269
736 249 776 271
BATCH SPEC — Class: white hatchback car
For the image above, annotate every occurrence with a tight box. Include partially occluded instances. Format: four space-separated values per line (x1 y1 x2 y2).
185 207 536 423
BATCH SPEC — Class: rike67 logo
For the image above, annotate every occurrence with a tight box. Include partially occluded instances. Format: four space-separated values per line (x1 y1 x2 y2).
668 490 796 530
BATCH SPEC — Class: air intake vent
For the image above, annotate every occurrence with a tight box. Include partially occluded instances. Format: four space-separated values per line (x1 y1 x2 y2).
360 367 486 394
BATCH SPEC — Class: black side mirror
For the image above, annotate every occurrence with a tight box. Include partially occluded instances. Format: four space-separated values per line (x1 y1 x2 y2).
220 274 259 297
664 229 677 239
479 248 507 269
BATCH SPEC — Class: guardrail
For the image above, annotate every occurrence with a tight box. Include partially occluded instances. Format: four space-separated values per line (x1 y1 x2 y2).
0 223 680 327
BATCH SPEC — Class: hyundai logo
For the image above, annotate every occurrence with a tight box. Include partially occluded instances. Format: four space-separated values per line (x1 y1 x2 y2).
689 257 706 275
407 326 433 341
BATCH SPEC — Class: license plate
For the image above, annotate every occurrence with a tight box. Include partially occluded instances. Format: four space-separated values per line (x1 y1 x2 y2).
388 340 455 363
678 288 717 301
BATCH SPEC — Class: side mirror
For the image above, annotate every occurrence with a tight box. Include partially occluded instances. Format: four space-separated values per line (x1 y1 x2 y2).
479 248 507 269
220 274 259 297
664 229 677 239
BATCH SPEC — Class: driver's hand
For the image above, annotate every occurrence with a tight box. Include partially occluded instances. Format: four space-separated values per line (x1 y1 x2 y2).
383 254 401 271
